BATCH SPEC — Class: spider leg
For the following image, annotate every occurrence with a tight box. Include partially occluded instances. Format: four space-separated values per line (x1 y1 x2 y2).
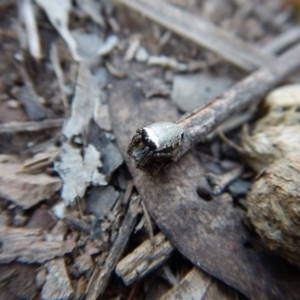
137 146 153 168
127 130 143 155
152 152 174 161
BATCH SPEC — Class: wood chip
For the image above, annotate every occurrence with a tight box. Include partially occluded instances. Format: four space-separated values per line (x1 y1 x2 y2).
116 232 174 286
0 263 38 299
41 258 74 300
0 163 62 209
160 267 238 300
0 227 76 264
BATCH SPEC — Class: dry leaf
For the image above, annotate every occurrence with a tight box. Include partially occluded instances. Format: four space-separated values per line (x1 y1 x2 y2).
108 62 300 299
55 143 106 205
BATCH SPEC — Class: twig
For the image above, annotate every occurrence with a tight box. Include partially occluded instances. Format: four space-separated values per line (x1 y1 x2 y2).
0 119 64 134
141 200 154 244
86 196 142 299
115 232 174 286
117 0 275 71
216 128 249 156
263 26 300 54
62 214 90 234
206 111 254 142
175 42 300 161
207 165 244 195
50 43 69 111
19 0 42 59
122 180 134 205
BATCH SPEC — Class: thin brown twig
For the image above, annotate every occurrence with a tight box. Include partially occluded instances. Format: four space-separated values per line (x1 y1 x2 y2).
141 200 154 244
86 196 142 299
175 42 300 161
0 119 64 133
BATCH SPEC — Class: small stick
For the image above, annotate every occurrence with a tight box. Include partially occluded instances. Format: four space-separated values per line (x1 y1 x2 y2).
207 165 244 195
0 119 64 134
86 196 142 299
206 111 254 142
263 26 300 54
122 180 134 205
175 42 300 161
62 214 90 234
141 200 154 244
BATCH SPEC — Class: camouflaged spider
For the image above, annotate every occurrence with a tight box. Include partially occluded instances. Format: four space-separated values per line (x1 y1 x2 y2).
127 122 184 170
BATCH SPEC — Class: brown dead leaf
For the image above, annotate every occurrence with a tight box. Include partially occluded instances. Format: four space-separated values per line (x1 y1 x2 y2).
108 61 300 299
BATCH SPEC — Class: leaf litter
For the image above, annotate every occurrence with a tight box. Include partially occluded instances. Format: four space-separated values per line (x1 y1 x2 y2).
1 0 300 299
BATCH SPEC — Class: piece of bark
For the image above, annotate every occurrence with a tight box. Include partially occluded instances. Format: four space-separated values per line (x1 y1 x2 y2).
0 163 62 209
86 196 142 299
116 232 174 286
0 227 76 264
108 62 300 299
74 252 94 276
41 258 74 300
160 267 238 300
0 263 39 299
